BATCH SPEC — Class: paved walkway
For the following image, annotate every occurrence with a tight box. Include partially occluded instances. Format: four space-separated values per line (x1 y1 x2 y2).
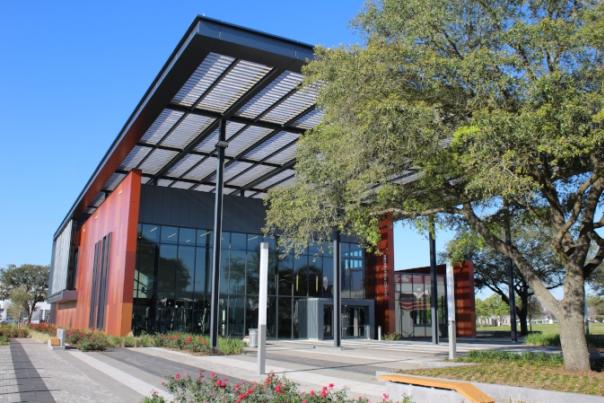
1 337 599 402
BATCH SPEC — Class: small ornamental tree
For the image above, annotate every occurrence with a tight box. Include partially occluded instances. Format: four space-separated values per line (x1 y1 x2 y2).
265 1 604 371
0 264 49 323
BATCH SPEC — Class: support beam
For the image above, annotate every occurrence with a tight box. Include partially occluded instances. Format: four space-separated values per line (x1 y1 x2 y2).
333 229 342 348
209 119 227 351
429 218 439 344
504 207 518 342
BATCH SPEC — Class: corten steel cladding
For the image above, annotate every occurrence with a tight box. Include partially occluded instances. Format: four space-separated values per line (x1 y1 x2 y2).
54 171 141 336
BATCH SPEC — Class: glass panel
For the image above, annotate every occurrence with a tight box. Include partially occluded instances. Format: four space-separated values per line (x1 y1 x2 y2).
293 254 308 296
229 250 246 296
228 297 244 337
247 233 261 252
161 226 179 244
246 296 259 334
141 224 160 243
267 296 277 338
231 232 247 251
278 254 293 296
179 228 196 245
246 250 260 296
278 297 292 339
158 244 177 299
322 256 333 298
197 229 211 247
176 245 195 297
194 247 208 297
135 237 155 299
219 250 230 294
307 255 322 297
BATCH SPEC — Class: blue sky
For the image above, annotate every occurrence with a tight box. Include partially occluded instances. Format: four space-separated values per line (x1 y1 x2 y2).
0 1 455 279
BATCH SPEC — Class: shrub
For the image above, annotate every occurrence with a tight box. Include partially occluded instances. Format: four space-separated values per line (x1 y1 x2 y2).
0 335 9 345
384 333 403 341
0 324 29 338
458 350 563 366
123 335 137 347
77 332 110 351
28 323 56 336
525 332 560 347
65 329 110 351
107 335 124 348
218 337 245 355
137 334 156 347
146 372 402 403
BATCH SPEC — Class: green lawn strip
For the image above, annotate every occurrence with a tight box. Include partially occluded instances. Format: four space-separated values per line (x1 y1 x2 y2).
400 351 604 396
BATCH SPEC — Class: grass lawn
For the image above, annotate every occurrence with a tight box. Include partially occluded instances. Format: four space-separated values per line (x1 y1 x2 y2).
401 351 604 396
477 322 604 335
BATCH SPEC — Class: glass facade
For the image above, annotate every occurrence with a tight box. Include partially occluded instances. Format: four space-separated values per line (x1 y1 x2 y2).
132 223 366 338
394 271 447 338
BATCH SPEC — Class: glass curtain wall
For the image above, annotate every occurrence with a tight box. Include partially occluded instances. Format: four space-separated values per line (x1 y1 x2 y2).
132 223 365 338
395 272 447 338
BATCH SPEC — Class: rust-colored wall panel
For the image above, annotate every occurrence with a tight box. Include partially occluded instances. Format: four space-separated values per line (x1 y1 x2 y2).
365 215 396 334
454 260 476 337
54 171 141 336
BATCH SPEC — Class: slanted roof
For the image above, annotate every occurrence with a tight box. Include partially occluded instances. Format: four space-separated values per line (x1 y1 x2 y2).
55 16 322 238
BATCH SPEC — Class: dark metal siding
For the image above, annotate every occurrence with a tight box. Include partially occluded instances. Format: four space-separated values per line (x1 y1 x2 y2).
139 185 267 234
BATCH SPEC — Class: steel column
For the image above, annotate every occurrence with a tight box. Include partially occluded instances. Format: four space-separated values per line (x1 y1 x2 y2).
333 229 342 348
429 219 439 344
209 119 227 351
504 207 518 342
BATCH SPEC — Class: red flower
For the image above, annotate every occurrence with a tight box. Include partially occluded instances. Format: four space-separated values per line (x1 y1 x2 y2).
382 392 390 401
310 389 315 396
175 373 181 381
321 386 328 398
275 384 282 394
329 383 334 389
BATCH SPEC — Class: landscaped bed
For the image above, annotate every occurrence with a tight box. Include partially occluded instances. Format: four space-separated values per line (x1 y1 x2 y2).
27 323 246 354
400 351 604 396
142 372 408 403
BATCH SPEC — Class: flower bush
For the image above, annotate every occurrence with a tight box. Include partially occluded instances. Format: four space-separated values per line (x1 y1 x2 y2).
0 324 29 338
28 322 57 336
65 329 110 351
142 373 411 403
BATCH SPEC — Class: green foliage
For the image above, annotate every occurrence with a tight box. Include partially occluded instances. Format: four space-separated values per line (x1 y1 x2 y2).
0 264 49 323
0 324 29 338
7 287 30 321
0 335 8 346
458 350 563 366
65 329 110 351
383 332 403 341
145 372 405 403
217 337 245 355
265 0 604 371
525 332 561 347
475 294 509 318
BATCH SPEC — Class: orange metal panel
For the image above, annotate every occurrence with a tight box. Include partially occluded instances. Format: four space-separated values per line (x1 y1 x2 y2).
54 170 141 336
365 215 396 334
454 260 477 337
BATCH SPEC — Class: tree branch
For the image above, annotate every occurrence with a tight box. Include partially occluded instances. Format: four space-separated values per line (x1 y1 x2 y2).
461 202 562 317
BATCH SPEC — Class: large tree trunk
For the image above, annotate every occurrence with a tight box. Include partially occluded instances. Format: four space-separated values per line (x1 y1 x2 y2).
517 305 528 336
559 272 590 371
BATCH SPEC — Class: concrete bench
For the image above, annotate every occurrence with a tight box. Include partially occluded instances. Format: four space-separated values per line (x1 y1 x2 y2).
378 374 494 403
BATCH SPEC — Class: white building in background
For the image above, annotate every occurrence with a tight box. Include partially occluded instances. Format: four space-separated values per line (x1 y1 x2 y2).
0 299 51 323
0 300 8 322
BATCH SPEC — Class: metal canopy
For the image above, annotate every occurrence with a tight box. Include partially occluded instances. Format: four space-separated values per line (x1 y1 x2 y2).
55 16 321 238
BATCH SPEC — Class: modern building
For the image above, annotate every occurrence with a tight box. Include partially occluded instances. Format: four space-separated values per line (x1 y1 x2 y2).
48 17 475 341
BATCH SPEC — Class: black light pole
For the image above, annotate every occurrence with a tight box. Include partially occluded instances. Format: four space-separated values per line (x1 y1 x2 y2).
209 119 227 351
429 218 439 344
333 228 342 348
504 206 518 342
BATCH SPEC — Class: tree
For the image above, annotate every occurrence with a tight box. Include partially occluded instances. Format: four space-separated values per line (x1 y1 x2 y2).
7 287 30 322
476 294 509 321
447 220 564 335
0 264 49 323
265 1 604 370
587 294 604 320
